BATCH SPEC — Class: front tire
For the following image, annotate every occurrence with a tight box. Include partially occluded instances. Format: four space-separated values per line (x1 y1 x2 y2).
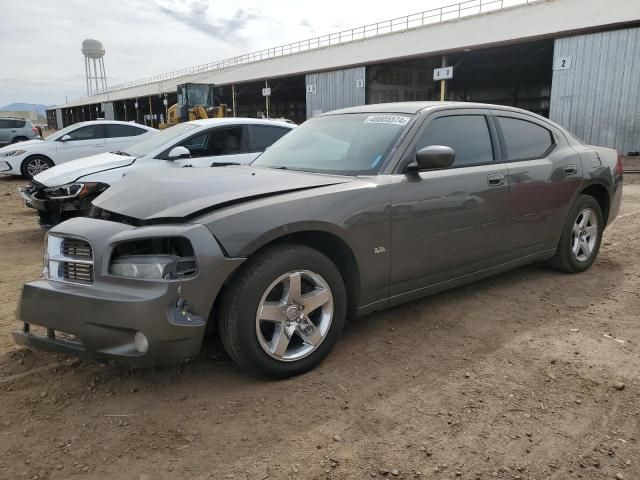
21 155 54 179
548 194 603 273
219 244 347 378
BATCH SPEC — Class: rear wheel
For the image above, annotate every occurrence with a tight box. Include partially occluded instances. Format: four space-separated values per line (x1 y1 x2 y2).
11 136 28 144
21 155 54 179
219 244 347 378
548 194 603 273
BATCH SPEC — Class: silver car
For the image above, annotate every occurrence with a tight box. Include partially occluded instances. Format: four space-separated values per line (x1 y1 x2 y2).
14 102 623 378
0 117 39 147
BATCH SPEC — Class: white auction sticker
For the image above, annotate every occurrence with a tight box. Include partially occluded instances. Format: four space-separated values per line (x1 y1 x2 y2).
364 115 411 126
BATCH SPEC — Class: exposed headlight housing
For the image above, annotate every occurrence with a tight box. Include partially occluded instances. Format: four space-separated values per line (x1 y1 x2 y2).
110 255 196 280
0 149 26 157
42 182 107 200
108 238 197 280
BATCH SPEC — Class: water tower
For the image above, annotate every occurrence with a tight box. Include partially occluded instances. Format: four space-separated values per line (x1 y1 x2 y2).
82 39 107 96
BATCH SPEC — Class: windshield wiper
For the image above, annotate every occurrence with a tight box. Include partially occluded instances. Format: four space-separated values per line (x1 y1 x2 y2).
111 151 131 156
210 162 241 167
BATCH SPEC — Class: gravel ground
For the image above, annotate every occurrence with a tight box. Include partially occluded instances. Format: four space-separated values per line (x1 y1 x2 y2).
0 174 639 480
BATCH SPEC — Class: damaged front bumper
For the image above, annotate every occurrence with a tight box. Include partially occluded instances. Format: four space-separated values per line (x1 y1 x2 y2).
13 217 244 366
20 184 98 228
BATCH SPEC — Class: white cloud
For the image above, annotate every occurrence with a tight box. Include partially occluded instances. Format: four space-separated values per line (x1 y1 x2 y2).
0 0 453 107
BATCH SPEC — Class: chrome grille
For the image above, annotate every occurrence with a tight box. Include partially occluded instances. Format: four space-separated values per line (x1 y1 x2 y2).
62 238 93 258
46 235 94 285
62 262 93 283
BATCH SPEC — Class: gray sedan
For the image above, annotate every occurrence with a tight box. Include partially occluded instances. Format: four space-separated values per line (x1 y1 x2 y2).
14 102 623 378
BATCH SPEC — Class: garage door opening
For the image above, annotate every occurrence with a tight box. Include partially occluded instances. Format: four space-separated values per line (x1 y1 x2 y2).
367 39 554 117
229 75 306 124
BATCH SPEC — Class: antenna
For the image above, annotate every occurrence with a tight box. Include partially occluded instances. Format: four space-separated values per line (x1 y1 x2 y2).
81 39 107 96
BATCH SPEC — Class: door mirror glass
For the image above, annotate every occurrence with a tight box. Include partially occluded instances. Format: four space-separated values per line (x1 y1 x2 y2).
167 146 191 159
59 134 72 142
412 145 455 171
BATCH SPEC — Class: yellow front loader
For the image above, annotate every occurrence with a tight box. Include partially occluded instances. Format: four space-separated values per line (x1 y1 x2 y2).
159 83 227 129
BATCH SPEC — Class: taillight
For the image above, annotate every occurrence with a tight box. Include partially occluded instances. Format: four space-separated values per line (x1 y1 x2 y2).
615 153 624 178
32 128 38 134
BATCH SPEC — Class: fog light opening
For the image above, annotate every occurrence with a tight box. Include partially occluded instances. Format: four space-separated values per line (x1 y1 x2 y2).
134 331 149 354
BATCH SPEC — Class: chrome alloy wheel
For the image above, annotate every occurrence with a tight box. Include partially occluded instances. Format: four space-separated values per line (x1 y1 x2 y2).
255 270 334 362
27 158 51 177
571 208 598 262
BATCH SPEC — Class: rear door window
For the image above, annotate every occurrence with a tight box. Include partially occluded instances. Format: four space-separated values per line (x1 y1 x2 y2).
416 115 494 167
497 116 554 161
106 124 148 138
249 125 290 152
0 119 25 128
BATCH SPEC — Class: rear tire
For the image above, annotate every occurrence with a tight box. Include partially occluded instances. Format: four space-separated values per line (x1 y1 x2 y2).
21 155 54 179
219 244 347 378
11 136 28 144
548 194 603 273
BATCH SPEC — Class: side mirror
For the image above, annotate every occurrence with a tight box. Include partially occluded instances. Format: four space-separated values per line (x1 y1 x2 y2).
59 134 72 142
409 145 455 171
167 146 191 159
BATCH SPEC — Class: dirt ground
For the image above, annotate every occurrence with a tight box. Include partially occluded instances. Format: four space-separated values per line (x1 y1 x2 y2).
0 175 639 480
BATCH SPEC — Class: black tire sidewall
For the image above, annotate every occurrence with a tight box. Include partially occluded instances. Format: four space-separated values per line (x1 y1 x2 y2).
222 245 347 378
561 195 604 272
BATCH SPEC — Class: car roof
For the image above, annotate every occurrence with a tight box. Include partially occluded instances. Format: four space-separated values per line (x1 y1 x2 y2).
322 102 536 116
187 118 296 128
66 120 156 129
0 117 31 121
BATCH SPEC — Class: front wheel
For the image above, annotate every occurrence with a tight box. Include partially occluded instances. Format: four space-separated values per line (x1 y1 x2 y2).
219 244 347 378
548 194 604 273
21 155 54 179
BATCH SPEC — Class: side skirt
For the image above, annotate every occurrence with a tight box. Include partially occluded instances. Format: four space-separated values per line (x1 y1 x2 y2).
355 249 556 317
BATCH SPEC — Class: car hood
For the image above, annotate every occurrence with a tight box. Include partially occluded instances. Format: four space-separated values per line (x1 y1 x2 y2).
34 152 136 186
0 139 45 151
92 166 352 221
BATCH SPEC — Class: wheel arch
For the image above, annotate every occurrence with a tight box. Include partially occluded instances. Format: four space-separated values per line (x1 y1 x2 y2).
20 153 54 177
209 225 362 330
578 182 610 224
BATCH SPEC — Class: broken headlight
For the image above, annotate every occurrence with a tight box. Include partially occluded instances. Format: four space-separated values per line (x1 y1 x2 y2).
42 182 107 200
109 255 196 280
108 238 197 280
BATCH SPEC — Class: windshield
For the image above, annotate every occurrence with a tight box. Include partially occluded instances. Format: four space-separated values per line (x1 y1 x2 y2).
124 123 199 158
251 113 413 175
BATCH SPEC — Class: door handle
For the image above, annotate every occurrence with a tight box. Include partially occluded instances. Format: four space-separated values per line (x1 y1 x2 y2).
564 164 578 176
487 174 505 187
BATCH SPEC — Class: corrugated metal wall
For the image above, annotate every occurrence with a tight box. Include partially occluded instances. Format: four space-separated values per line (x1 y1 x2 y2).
101 102 115 121
306 67 366 119
550 28 640 154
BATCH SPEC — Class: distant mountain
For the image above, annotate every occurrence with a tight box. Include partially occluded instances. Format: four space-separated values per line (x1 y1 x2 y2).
0 103 48 117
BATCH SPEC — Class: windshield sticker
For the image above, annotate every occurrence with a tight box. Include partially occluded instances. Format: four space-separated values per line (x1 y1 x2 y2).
364 115 411 126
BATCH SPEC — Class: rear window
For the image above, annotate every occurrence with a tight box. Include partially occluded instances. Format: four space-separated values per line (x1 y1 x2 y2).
498 116 554 161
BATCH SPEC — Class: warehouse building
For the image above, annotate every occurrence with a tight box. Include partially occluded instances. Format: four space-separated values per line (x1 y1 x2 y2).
48 0 640 155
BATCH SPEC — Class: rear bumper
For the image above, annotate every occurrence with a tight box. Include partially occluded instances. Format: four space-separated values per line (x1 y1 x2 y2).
607 176 623 226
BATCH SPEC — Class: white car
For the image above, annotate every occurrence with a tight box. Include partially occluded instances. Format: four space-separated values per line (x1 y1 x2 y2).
22 118 295 227
0 120 157 179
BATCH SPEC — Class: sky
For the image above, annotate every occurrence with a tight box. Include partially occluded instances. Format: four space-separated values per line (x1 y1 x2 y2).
0 0 455 107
